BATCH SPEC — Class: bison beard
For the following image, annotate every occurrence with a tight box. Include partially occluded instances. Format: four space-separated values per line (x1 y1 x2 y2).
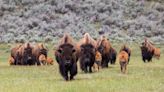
79 44 95 73
55 44 77 81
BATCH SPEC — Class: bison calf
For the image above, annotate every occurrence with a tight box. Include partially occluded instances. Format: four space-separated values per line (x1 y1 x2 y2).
118 51 129 74
93 51 102 72
46 57 54 65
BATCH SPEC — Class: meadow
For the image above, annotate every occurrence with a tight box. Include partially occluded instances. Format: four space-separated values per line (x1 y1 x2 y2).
0 43 163 92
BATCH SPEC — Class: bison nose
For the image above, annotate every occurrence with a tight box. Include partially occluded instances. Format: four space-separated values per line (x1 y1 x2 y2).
65 60 71 64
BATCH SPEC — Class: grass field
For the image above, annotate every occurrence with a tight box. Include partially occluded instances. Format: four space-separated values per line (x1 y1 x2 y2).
0 43 163 92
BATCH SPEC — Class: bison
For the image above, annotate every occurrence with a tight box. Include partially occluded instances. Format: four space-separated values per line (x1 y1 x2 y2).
97 36 111 68
46 57 54 65
140 45 154 62
78 33 96 73
154 48 160 59
16 43 34 65
55 34 78 81
39 54 54 65
118 51 129 74
32 43 48 65
10 44 22 65
140 38 160 62
120 44 131 63
93 51 102 72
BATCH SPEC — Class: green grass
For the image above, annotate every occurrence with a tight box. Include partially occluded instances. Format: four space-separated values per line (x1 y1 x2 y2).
0 43 163 92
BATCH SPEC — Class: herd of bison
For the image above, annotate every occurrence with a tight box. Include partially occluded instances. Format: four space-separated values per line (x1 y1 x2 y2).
8 33 160 81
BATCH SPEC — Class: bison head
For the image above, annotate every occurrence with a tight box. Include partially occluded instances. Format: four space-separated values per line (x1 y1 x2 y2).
23 43 33 64
80 44 95 63
57 44 76 66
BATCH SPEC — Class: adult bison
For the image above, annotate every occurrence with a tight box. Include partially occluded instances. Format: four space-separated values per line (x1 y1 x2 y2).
10 44 22 65
55 34 78 81
15 43 34 65
97 36 111 68
140 38 160 62
78 33 96 73
32 43 48 65
120 44 131 63
140 45 154 62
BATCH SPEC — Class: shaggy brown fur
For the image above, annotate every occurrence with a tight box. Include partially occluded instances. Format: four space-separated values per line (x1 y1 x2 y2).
8 56 15 65
120 44 131 63
39 54 46 65
46 57 54 65
78 33 97 49
97 36 111 54
154 47 160 59
16 43 34 65
141 38 160 62
118 51 129 74
78 33 96 73
55 33 78 81
10 44 22 65
93 51 102 72
96 36 111 68
32 43 48 65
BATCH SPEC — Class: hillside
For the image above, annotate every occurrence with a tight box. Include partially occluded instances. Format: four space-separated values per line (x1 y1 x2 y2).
0 0 164 44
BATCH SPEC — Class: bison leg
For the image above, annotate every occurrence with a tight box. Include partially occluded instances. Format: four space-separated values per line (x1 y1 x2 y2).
70 63 77 80
59 65 68 81
84 63 88 73
101 60 108 68
120 63 123 73
120 62 126 73
89 66 92 73
142 57 146 63
128 57 130 64
36 59 41 65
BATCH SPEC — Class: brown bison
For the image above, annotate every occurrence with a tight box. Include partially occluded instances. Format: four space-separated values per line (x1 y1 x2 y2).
16 43 34 65
39 55 54 65
46 57 54 65
154 48 160 59
10 44 22 65
118 51 129 74
55 33 78 81
120 44 131 63
93 51 102 72
32 43 48 65
140 38 160 62
78 33 96 73
97 36 111 68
